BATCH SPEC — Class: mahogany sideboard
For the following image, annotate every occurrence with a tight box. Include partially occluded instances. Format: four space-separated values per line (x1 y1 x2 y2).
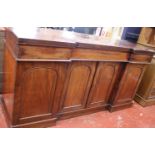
1 28 155 128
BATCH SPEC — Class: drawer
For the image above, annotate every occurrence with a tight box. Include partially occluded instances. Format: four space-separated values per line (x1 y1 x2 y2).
72 48 129 61
19 45 72 60
130 53 152 63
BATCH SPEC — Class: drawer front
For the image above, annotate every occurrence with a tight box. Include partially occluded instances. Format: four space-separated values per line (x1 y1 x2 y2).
130 53 152 63
72 49 129 61
19 45 72 59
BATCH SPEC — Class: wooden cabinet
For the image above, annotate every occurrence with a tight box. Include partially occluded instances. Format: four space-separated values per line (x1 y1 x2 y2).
1 28 154 127
135 58 155 106
138 27 155 48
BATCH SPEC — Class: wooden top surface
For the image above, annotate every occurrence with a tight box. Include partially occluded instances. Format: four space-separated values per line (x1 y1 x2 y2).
8 28 155 53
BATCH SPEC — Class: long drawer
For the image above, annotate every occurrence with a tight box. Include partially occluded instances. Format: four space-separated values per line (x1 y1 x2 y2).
19 45 72 60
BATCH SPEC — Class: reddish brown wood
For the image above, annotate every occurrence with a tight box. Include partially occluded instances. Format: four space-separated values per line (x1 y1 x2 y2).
19 45 72 59
87 62 120 108
2 45 16 122
129 53 152 63
60 61 96 114
1 28 155 127
109 63 146 111
7 28 155 54
13 62 67 125
72 48 129 61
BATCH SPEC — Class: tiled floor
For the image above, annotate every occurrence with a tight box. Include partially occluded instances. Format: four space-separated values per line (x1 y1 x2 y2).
0 101 155 128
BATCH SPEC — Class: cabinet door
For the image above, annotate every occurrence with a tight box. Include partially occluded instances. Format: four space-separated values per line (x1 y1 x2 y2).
87 62 120 108
61 62 96 113
112 63 146 106
13 62 67 124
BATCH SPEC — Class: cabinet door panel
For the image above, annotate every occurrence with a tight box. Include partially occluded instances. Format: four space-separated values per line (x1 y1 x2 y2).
14 62 66 124
61 62 96 112
87 62 120 108
113 64 146 105
20 68 57 117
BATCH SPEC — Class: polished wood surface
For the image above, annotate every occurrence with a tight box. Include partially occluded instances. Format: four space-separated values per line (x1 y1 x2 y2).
0 29 5 93
61 62 96 113
9 28 155 53
13 62 67 125
2 28 155 127
109 63 146 111
87 62 120 108
19 45 72 59
138 27 155 48
135 58 155 106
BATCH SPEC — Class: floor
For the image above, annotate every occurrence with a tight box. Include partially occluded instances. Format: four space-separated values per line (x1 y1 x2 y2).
0 101 155 128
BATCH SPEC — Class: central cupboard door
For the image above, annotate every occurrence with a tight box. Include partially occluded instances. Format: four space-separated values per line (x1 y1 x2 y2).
87 62 120 108
61 62 96 112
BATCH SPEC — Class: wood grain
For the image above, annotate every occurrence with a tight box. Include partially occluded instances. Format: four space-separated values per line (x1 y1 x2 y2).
109 64 146 111
19 45 72 59
2 45 17 121
87 62 120 108
13 62 67 125
135 58 155 106
1 28 155 127
60 62 96 113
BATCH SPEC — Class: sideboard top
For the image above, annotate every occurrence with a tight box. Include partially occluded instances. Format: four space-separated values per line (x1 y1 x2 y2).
6 27 155 53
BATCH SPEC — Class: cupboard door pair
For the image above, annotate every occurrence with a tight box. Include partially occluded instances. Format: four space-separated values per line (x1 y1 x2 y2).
61 62 120 113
